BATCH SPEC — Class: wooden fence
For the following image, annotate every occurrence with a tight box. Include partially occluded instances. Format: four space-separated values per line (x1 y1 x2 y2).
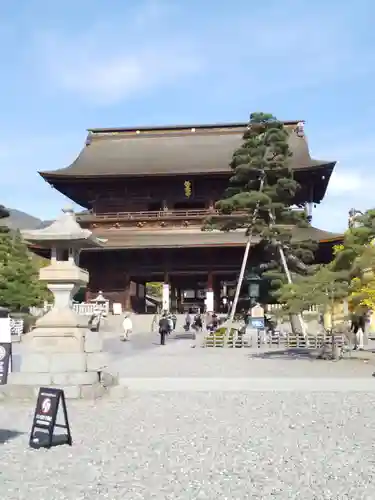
202 329 345 349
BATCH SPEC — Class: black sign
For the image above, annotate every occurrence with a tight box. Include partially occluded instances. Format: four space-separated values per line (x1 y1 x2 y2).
0 342 11 385
29 387 72 449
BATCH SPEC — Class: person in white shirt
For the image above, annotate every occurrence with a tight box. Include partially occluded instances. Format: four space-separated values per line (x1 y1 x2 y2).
121 313 133 341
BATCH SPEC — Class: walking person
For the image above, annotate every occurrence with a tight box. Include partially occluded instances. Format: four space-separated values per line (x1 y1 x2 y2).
171 312 177 331
167 313 174 334
121 313 133 341
158 313 171 345
351 310 366 350
191 312 204 348
184 311 192 332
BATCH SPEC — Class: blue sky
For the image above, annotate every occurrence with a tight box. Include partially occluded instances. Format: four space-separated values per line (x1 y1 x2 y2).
0 0 374 232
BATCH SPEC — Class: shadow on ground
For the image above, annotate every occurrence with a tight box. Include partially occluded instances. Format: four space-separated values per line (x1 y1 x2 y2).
0 429 24 444
249 348 318 361
171 333 194 340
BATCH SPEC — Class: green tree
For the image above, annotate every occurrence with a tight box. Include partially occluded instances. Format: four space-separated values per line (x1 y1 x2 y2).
277 266 349 317
146 282 163 298
331 209 375 272
277 265 350 359
0 230 49 311
206 112 316 294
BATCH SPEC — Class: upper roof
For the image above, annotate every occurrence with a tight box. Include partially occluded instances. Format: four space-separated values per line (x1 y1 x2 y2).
39 121 335 180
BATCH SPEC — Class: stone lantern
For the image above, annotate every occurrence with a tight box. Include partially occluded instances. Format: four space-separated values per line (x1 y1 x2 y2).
5 208 116 399
91 290 109 317
21 207 105 328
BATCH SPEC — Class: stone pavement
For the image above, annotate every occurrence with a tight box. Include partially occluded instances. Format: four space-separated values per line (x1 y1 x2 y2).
4 331 375 498
114 336 375 391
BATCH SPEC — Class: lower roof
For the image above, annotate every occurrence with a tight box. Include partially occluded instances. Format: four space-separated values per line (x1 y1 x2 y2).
87 227 342 250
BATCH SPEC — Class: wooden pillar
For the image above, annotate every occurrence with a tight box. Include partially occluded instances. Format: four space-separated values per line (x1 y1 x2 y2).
124 273 131 311
213 276 221 312
136 282 146 313
207 271 213 291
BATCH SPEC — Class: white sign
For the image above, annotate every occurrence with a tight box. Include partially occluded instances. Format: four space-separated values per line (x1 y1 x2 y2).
0 318 11 373
206 291 214 313
0 318 11 343
251 305 264 318
162 284 170 312
112 303 123 315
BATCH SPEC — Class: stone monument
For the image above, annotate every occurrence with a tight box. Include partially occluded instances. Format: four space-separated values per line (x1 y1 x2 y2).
4 207 115 399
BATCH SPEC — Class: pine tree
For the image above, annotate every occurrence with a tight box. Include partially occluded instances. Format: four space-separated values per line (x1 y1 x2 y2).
277 266 349 317
206 112 316 295
0 230 49 311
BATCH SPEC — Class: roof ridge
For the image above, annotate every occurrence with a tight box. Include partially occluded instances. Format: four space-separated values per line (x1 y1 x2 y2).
87 120 303 134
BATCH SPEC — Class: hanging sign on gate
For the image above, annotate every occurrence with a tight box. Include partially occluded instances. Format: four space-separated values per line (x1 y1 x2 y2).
250 304 264 329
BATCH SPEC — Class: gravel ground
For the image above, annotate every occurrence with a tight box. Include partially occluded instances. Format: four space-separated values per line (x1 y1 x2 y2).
2 392 375 499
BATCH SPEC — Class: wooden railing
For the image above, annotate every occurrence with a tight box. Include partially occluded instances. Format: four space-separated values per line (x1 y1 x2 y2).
77 208 247 221
77 207 306 222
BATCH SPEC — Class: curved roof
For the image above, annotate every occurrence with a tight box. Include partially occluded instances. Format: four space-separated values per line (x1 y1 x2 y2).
40 122 334 179
85 226 343 250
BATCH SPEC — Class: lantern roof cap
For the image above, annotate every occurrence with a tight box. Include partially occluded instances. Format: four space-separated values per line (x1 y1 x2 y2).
21 207 106 249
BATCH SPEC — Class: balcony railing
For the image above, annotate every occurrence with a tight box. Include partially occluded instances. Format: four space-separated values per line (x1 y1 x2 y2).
77 207 306 222
77 208 247 221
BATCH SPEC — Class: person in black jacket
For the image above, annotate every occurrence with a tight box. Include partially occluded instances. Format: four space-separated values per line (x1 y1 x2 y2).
158 314 170 345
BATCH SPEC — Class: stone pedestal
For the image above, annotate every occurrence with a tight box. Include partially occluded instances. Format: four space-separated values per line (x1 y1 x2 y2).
5 324 111 399
3 261 115 399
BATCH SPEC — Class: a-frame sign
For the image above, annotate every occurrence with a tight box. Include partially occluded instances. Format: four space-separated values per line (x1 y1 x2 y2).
29 387 72 449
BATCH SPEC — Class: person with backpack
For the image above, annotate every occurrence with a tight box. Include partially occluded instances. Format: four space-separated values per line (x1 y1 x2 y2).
193 312 203 332
158 312 171 345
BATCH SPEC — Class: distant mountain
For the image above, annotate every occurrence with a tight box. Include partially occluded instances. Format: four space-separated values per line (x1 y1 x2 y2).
0 209 43 231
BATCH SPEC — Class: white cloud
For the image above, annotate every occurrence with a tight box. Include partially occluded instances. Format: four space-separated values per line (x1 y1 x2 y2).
326 170 364 196
45 48 201 105
31 3 202 105
312 134 375 232
28 1 375 105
